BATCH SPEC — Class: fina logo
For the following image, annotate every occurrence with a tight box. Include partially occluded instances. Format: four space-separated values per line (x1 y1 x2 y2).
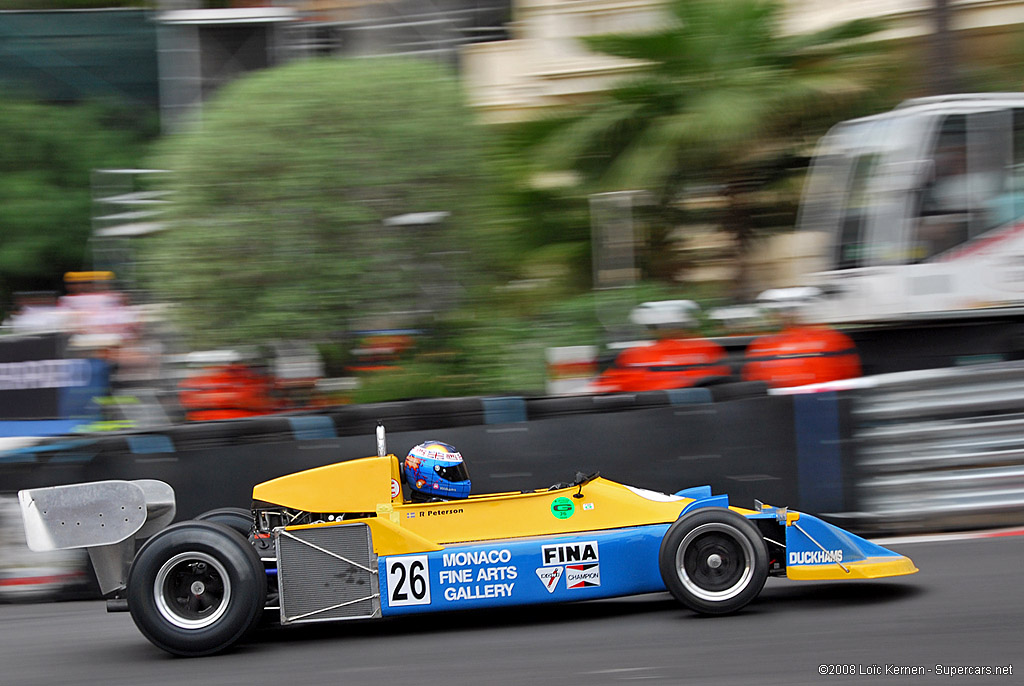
789 549 844 565
541 541 599 565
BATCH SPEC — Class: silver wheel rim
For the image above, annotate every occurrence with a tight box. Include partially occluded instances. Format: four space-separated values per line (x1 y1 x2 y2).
154 551 232 630
675 522 754 602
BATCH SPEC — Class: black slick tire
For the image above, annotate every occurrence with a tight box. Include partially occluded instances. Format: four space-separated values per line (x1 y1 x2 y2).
127 521 266 656
659 508 768 615
195 507 253 536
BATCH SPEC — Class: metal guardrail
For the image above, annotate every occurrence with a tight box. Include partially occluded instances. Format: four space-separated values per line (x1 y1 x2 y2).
852 361 1024 531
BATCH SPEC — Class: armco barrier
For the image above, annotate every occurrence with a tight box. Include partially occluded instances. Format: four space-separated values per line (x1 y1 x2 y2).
848 361 1024 532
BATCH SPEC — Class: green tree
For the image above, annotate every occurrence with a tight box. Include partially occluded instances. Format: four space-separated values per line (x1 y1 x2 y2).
0 100 153 313
531 0 895 293
0 1 145 6
143 57 508 348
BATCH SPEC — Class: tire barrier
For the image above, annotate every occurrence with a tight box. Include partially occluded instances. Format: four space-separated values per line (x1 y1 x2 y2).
849 361 1024 532
0 383 803 523
10 361 1023 549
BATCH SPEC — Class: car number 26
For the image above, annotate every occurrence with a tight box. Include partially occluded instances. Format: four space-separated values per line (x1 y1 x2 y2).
386 554 431 606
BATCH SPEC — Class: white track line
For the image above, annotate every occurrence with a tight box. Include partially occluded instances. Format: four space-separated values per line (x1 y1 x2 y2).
872 527 1024 546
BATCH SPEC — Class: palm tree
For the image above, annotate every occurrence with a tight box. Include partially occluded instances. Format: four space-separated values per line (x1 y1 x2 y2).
530 0 894 293
927 0 959 94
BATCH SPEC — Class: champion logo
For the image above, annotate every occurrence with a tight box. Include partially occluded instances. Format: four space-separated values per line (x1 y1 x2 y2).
565 563 600 589
534 566 563 593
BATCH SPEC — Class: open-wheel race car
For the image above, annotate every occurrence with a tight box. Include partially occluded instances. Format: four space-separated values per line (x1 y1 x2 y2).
17 427 917 657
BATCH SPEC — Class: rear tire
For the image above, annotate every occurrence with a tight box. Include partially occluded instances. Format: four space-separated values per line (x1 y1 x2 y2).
128 521 266 656
659 508 768 615
195 507 253 536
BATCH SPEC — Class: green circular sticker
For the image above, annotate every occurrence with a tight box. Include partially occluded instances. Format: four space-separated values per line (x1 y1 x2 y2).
551 496 575 519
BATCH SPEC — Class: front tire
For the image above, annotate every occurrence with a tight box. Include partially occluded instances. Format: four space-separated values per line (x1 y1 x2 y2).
659 508 768 615
127 521 266 656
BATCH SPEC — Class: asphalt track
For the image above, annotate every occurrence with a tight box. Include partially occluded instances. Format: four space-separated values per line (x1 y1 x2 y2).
2 534 1020 686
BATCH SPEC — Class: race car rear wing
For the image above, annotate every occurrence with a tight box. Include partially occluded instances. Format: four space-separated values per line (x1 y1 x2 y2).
18 480 175 597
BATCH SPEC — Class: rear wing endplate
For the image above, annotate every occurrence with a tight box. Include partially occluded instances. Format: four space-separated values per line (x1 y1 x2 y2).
18 480 175 596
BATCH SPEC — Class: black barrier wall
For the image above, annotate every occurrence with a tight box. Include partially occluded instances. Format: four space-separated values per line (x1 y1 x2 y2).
0 384 853 521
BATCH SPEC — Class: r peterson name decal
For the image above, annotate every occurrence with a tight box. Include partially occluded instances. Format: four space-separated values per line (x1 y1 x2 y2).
414 507 464 518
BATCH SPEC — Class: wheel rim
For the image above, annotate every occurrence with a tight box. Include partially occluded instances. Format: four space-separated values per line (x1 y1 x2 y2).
675 522 754 602
154 551 231 630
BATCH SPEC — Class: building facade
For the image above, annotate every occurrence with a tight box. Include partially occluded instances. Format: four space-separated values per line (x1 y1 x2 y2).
460 0 1024 123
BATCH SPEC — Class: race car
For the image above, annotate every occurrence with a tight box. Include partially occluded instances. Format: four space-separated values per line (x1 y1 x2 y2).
17 427 917 657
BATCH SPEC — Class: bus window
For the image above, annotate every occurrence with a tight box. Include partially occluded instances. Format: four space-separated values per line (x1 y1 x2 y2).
797 124 862 269
998 109 1024 227
798 119 890 270
913 111 1012 260
835 151 879 269
967 108 1012 237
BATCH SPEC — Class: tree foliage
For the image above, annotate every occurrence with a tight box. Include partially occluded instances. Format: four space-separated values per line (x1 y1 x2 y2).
0 0 145 7
0 99 153 312
527 0 896 292
143 57 506 347
542 0 890 190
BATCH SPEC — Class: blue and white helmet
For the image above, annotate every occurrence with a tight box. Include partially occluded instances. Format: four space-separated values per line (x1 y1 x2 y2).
403 441 471 499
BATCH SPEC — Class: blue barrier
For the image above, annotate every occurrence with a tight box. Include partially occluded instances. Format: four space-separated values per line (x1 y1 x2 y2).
482 397 527 424
793 392 844 513
288 415 338 441
126 435 176 455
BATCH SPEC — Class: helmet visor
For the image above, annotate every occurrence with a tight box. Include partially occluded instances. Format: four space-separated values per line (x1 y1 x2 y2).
436 462 470 483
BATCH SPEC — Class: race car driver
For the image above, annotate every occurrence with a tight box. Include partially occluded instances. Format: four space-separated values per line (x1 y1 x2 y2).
403 440 471 502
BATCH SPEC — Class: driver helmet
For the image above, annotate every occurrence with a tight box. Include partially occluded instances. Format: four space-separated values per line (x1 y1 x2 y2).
403 441 471 499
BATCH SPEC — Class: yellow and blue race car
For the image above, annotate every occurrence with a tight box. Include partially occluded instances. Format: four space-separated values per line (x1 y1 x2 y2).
18 427 916 657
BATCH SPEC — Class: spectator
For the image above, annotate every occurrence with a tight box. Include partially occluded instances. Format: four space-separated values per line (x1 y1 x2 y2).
591 300 731 393
742 287 861 389
3 291 65 333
